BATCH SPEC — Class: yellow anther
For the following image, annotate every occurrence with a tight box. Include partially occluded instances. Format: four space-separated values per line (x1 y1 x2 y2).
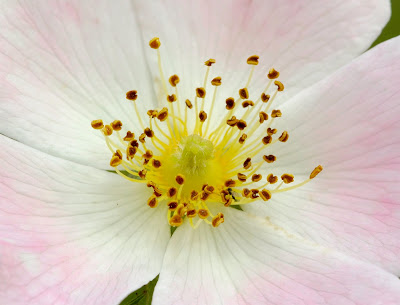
274 80 284 91
168 201 178 211
259 112 268 123
91 119 104 129
169 74 180 87
166 187 177 198
242 100 254 108
126 145 138 160
175 174 185 185
242 188 251 198
185 99 193 109
267 128 277 135
114 150 123 160
271 110 282 118
250 189 260 199
204 185 215 194
224 179 236 187
200 191 211 201
110 120 122 131
247 55 259 65
260 189 272 201
267 68 280 79
139 133 146 143
198 209 209 219
176 203 188 217
267 174 278 184
279 131 289 142
237 173 247 182
144 128 154 138
153 186 163 198
147 109 158 118
143 159 150 165
225 97 235 110
149 37 161 49
157 107 169 121
261 93 270 103
102 125 113 136
211 77 222 86
243 157 252 170
123 131 135 141
237 120 247 130
152 159 162 168
239 88 249 99
262 135 272 145
310 165 323 179
190 190 199 200
212 213 224 227
239 134 247 144
263 155 276 163
227 116 238 127
139 169 147 179
110 155 122 167
281 174 294 184
167 94 177 103
143 150 153 160
196 87 206 98
204 58 216 66
147 195 158 208
187 208 197 218
199 111 207 122
169 214 183 227
126 90 138 101
252 174 262 182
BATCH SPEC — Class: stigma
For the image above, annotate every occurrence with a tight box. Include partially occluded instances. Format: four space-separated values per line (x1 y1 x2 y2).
92 37 323 229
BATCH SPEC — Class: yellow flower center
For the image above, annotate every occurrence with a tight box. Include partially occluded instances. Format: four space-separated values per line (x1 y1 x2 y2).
91 37 323 229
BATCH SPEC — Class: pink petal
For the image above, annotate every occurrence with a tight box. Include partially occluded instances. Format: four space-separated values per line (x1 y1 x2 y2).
153 208 400 305
0 0 155 169
244 36 400 274
0 136 170 305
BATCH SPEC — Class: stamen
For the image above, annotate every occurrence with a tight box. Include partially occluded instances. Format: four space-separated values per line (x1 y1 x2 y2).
91 119 104 129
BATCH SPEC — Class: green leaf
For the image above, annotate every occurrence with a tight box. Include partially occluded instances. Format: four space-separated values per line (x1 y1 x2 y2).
119 276 159 305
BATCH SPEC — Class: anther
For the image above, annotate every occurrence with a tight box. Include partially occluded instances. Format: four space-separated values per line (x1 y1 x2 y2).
260 189 272 201
147 195 158 208
126 90 138 101
261 93 270 102
144 128 154 138
211 77 222 86
169 74 180 87
110 155 122 167
263 155 276 163
262 135 272 145
147 110 158 118
267 68 280 79
190 190 199 200
167 187 177 198
242 188 251 197
198 209 209 219
204 58 216 66
281 174 294 184
169 214 183 227
130 140 139 148
157 107 169 121
187 208 197 218
310 165 323 179
274 80 284 91
200 191 210 201
252 174 262 182
111 120 122 131
167 94 177 103
176 204 188 217
91 119 104 129
267 128 277 135
149 37 161 49
259 112 268 123
139 169 147 179
168 201 178 211
237 120 247 130
267 174 278 184
123 131 135 141
102 125 113 136
126 146 138 160
152 159 162 168
225 97 235 110
239 134 247 144
239 88 249 99
279 131 289 142
185 99 193 109
251 189 259 199
247 55 259 65
205 185 215 194
153 186 163 198
196 87 206 98
139 133 146 143
143 150 153 160
237 173 247 182
176 174 185 185
271 110 282 118
199 111 207 122
243 157 252 169
224 179 236 187
227 116 238 127
242 100 254 108
143 159 150 165
212 213 224 227
114 150 123 160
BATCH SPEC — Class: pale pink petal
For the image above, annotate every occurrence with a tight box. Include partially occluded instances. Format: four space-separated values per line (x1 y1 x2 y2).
244 37 400 274
153 208 400 305
0 135 170 305
134 0 390 109
0 0 155 168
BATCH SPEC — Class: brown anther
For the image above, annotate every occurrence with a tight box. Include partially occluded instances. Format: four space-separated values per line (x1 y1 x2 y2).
267 68 280 79
138 169 147 179
281 174 294 184
190 190 199 200
211 77 222 86
143 159 150 165
239 134 247 144
220 189 229 201
261 93 270 103
153 186 163 198
143 150 153 160
110 155 122 167
271 110 282 118
252 174 262 182
147 109 158 118
202 184 208 190
126 145 138 160
212 213 224 227
176 204 187 217
149 37 161 49
262 135 272 145
139 133 146 143
263 155 276 163
167 187 177 198
169 214 183 227
259 112 268 124
205 185 215 194
260 189 272 201
237 173 247 182
147 195 158 208
274 80 284 91
126 90 138 101
114 150 123 160
279 131 289 142
196 87 206 98
167 94 177 103
157 107 169 121
102 125 113 136
185 99 193 109
223 195 233 207
310 165 323 179
175 174 185 185
123 131 135 141
237 120 247 130
152 159 161 168
251 189 259 199
247 55 259 65
242 188 251 198
187 208 197 218
168 201 178 211
227 116 238 127
224 179 236 187
110 120 122 131
199 111 207 122
169 74 180 87
267 128 277 135
267 174 278 184
144 128 154 138
225 97 235 110
147 181 156 188
238 88 249 99
200 191 210 201
204 58 216 66
243 157 252 170
198 209 209 219
129 140 139 148
242 100 254 108
91 119 104 129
